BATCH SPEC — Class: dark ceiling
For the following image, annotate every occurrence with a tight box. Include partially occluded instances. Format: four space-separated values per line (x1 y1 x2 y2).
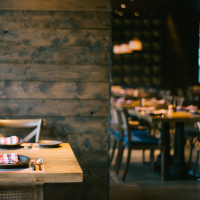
113 0 200 17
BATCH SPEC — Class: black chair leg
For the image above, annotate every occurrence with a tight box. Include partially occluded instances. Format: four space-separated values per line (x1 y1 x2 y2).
193 150 200 176
115 142 124 174
122 146 132 181
142 149 145 164
161 150 165 181
110 138 117 165
150 149 155 172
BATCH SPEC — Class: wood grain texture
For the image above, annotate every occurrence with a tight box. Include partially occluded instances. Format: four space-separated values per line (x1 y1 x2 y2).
0 11 111 29
44 183 107 200
0 0 110 11
0 99 108 116
0 29 110 47
0 82 109 99
0 46 109 65
0 64 109 82
0 143 83 183
66 133 108 152
0 116 108 134
74 151 108 168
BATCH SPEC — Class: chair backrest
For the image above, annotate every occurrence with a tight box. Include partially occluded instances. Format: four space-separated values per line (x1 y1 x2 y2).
115 107 131 143
0 119 46 142
110 107 119 132
195 121 200 132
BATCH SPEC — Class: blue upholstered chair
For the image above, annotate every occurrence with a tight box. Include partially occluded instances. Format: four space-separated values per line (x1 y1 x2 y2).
115 107 165 181
110 106 150 169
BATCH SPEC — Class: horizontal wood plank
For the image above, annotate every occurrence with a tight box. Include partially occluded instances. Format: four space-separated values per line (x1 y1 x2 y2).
0 29 109 47
81 168 108 185
0 46 109 65
0 99 108 116
0 116 108 134
74 151 108 168
64 134 108 152
0 11 111 29
0 0 110 12
44 183 108 200
0 64 109 82
0 82 109 99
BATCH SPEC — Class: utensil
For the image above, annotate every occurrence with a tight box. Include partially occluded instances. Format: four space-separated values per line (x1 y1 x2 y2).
31 162 36 171
35 158 43 171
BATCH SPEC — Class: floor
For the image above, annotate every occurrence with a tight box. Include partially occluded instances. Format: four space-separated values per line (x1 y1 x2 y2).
109 124 200 200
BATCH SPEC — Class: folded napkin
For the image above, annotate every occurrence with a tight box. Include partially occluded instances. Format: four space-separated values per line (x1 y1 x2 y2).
0 153 19 164
186 105 198 110
116 97 125 104
0 136 19 145
135 106 155 111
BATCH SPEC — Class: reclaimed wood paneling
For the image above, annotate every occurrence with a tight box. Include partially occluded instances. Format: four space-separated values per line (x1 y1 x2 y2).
0 11 111 30
0 0 111 198
0 0 110 11
0 46 109 65
75 151 108 168
0 99 108 116
67 134 108 152
0 29 109 47
0 82 109 99
44 183 108 200
0 64 109 82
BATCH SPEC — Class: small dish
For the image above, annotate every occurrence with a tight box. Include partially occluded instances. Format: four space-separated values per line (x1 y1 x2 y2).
0 155 30 169
0 143 23 149
37 140 62 147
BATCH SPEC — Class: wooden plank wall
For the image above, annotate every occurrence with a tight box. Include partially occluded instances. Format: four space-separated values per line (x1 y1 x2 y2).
0 1 111 199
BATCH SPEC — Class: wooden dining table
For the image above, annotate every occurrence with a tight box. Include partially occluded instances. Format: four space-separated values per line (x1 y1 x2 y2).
0 143 83 200
128 109 200 179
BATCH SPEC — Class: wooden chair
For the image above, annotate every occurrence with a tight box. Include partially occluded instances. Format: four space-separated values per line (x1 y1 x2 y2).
188 121 200 175
115 107 165 181
0 119 46 200
110 107 151 169
0 119 46 142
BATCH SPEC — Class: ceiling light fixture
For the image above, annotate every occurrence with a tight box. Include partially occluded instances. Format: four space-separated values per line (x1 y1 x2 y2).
118 11 123 16
121 4 126 8
129 38 143 51
134 12 139 16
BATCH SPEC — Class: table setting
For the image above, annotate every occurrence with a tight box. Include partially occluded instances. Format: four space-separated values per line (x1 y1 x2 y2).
0 135 63 173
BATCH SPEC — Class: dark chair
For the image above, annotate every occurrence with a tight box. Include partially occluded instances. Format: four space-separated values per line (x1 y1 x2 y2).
115 107 165 181
189 122 200 175
110 106 151 169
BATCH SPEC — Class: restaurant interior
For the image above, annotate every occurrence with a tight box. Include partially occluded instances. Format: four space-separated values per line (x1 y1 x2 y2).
0 0 200 200
110 0 200 200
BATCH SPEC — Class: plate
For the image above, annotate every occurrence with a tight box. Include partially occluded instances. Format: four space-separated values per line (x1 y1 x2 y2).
37 140 62 147
0 155 30 169
0 143 23 149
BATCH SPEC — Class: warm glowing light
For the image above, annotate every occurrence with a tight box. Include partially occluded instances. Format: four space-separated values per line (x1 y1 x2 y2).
113 45 122 54
131 0 134 1
129 38 142 51
120 43 132 53
121 4 126 8
114 9 119 13
134 12 139 16
118 11 123 16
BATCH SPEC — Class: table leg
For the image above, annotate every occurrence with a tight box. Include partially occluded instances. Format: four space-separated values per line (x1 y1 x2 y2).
161 122 172 168
169 122 188 179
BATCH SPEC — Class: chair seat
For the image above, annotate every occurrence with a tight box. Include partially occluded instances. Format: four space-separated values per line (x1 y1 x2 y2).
115 130 148 141
185 130 200 138
123 134 159 145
